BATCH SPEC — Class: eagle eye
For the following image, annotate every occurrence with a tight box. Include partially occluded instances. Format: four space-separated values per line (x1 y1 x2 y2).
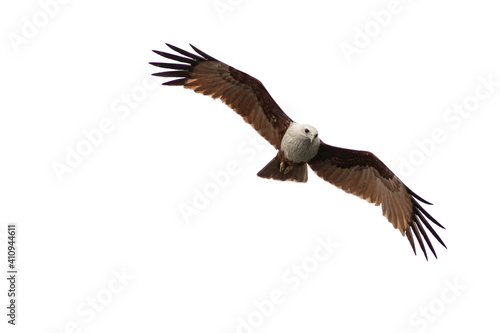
305 128 309 133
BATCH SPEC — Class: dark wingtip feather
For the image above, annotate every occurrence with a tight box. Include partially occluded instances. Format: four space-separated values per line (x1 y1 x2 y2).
406 186 433 205
166 43 206 61
404 187 447 259
151 44 220 86
152 70 189 78
162 78 187 86
189 44 218 61
415 210 447 249
411 223 429 261
152 50 197 65
406 229 417 256
415 217 438 259
149 62 191 70
413 200 446 229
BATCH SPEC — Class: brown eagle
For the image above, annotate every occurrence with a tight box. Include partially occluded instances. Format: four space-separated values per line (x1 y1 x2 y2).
150 44 446 260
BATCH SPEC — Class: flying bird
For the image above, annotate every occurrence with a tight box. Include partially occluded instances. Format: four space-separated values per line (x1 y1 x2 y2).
150 44 446 260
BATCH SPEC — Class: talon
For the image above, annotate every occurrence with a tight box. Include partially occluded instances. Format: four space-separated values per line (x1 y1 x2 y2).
280 161 294 174
280 162 286 173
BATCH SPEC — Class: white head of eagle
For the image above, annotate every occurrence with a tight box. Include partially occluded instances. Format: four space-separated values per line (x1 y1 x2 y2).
281 123 321 163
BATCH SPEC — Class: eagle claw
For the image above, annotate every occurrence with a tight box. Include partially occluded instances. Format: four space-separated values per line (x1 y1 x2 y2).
280 162 294 174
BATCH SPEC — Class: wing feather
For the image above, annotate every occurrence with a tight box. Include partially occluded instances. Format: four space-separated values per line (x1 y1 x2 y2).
308 142 446 259
150 44 292 149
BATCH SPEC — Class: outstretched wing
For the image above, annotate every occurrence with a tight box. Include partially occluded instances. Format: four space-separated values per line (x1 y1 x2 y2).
150 44 292 150
308 142 446 259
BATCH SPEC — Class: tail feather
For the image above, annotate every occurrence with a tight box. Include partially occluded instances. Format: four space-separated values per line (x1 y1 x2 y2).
257 157 308 182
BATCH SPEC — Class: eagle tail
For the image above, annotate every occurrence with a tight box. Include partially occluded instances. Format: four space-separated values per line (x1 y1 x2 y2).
257 157 308 183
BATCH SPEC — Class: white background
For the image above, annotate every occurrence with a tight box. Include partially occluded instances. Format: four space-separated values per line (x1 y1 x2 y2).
1 0 499 332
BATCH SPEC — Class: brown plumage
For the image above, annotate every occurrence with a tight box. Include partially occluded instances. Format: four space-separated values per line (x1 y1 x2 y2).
308 143 446 258
151 44 292 150
150 44 446 260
